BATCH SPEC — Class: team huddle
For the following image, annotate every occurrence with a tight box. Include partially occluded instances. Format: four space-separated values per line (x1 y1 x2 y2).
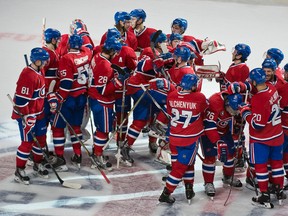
11 8 288 208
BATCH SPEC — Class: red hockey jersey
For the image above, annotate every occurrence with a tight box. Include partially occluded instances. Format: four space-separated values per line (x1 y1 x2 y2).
167 90 208 146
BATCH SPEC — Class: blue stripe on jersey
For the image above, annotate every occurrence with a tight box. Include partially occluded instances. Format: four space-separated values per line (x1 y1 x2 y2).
60 79 73 91
15 95 29 107
45 69 57 78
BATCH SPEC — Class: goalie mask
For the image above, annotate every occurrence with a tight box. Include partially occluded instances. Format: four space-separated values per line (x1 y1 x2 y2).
70 19 87 35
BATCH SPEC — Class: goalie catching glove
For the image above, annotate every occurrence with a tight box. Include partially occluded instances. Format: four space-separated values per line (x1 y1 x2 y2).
201 39 226 55
149 78 170 92
47 92 62 114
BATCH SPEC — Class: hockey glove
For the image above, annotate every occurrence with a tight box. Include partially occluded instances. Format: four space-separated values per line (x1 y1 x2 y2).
112 77 123 90
239 102 251 121
216 140 228 163
227 81 251 94
227 82 241 94
153 58 165 72
159 52 175 69
47 92 62 114
149 78 170 91
23 115 36 135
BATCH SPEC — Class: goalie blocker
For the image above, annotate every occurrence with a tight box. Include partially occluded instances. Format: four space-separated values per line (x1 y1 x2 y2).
194 64 222 79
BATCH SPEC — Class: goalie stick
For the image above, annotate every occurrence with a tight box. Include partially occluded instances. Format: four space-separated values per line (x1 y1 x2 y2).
7 93 81 189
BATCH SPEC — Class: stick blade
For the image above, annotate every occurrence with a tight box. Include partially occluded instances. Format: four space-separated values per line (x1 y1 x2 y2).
62 181 82 189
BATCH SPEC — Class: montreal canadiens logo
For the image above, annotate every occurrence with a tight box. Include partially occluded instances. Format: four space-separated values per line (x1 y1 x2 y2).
40 86 45 98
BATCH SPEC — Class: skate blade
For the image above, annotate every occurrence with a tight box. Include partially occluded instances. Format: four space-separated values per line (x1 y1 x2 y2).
120 159 133 167
33 172 49 179
235 167 246 173
251 201 274 209
54 165 68 172
187 199 191 205
14 177 29 185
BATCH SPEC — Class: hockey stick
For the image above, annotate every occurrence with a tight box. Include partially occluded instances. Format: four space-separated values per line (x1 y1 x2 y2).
224 90 248 206
7 94 81 189
102 88 147 151
56 110 111 184
140 84 171 120
41 17 46 46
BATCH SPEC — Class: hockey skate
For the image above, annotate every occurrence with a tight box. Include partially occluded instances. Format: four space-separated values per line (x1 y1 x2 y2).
185 183 195 204
204 183 216 200
120 143 134 167
27 153 34 166
245 177 259 191
270 184 287 205
14 168 30 185
222 175 243 189
158 187 175 204
252 192 274 208
235 158 246 173
71 154 82 169
91 155 112 171
33 162 49 179
52 156 68 172
148 141 158 153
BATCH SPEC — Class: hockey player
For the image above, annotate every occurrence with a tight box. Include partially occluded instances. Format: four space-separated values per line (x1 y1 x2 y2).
122 33 174 165
238 68 285 207
100 11 138 51
219 43 251 172
129 8 157 53
167 33 183 51
283 63 288 81
265 48 285 81
169 18 226 66
94 28 138 147
12 47 50 184
57 19 94 57
157 74 208 204
89 36 123 169
277 71 288 190
201 91 244 199
47 34 92 171
263 58 286 89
